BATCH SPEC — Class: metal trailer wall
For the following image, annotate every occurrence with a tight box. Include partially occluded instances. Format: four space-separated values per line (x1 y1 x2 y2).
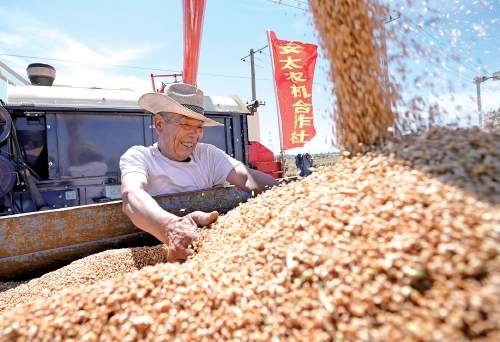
0 106 249 215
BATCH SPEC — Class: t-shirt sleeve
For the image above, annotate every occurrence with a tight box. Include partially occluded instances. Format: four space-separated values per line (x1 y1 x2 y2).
119 146 148 178
207 145 242 185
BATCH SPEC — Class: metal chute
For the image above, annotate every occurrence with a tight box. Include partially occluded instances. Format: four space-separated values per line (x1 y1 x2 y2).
182 0 206 86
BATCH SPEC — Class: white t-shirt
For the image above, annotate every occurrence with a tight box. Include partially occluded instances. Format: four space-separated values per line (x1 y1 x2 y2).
119 143 241 196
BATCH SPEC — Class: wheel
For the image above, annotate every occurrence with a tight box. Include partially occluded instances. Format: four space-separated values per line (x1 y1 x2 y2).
0 106 12 144
0 155 16 197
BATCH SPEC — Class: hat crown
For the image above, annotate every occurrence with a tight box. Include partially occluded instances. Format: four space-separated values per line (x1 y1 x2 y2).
164 83 204 110
138 83 222 126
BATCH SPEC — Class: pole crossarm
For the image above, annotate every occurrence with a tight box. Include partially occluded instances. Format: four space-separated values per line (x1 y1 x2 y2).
240 45 268 61
474 71 500 84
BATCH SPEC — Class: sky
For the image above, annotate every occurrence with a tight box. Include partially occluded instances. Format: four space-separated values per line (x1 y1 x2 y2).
0 0 498 154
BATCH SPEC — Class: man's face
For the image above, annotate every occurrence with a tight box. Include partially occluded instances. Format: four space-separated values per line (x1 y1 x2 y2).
154 112 204 161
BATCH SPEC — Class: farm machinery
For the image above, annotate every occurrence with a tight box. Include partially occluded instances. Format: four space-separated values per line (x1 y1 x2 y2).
0 0 283 280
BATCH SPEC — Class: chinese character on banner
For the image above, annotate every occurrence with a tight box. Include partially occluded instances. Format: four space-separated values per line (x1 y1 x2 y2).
267 30 317 150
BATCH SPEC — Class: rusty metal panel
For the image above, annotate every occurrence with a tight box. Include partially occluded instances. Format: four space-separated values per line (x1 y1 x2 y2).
0 186 249 259
0 200 137 259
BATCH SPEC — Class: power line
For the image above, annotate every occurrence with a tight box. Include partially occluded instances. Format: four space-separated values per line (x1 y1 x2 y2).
0 52 271 81
285 0 308 4
254 55 268 64
385 12 401 24
410 37 476 81
281 0 308 6
269 0 308 6
399 20 474 78
397 43 476 87
407 19 480 75
265 0 309 12
418 17 486 73
0 53 179 73
403 17 482 76
388 34 474 93
202 71 270 80
241 58 266 69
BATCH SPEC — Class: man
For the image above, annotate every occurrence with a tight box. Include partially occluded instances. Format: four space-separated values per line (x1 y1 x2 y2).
301 153 314 177
295 154 303 176
120 83 277 262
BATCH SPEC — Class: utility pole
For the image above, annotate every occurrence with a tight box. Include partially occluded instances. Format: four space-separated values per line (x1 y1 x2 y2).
474 71 500 128
241 46 267 114
250 48 257 103
475 77 482 127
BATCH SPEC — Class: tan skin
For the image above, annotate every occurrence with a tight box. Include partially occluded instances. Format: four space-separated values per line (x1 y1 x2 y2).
121 112 277 262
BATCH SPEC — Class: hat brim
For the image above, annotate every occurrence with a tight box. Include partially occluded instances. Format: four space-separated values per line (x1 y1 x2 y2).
138 93 223 127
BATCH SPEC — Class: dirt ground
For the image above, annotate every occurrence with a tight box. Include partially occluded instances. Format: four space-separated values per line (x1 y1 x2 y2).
283 153 339 177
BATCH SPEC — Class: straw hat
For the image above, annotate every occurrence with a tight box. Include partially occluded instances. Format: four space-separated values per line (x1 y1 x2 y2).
138 83 222 127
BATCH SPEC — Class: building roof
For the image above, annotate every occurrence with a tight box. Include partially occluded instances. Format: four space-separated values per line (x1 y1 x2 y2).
4 84 249 114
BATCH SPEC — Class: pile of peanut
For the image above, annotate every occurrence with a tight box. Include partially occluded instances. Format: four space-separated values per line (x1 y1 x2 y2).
1 1 498 339
0 127 498 341
0 245 168 312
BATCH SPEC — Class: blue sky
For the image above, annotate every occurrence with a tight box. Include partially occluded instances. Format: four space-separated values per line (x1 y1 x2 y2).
385 0 500 126
0 0 498 153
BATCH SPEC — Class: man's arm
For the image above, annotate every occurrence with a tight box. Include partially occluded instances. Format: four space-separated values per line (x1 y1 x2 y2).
121 173 218 261
226 164 278 195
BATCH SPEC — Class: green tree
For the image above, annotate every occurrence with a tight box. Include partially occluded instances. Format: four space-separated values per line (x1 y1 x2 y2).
485 108 500 130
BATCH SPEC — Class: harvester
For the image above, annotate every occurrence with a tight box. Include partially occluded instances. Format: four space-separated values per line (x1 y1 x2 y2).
0 0 283 280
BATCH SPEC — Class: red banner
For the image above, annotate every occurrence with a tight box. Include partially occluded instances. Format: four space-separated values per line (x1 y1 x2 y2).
268 31 317 150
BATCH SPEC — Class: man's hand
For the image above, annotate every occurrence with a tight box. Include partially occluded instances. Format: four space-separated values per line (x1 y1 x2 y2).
165 211 219 262
121 173 219 262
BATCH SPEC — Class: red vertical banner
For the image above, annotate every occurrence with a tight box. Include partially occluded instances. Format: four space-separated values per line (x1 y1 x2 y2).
269 31 317 150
